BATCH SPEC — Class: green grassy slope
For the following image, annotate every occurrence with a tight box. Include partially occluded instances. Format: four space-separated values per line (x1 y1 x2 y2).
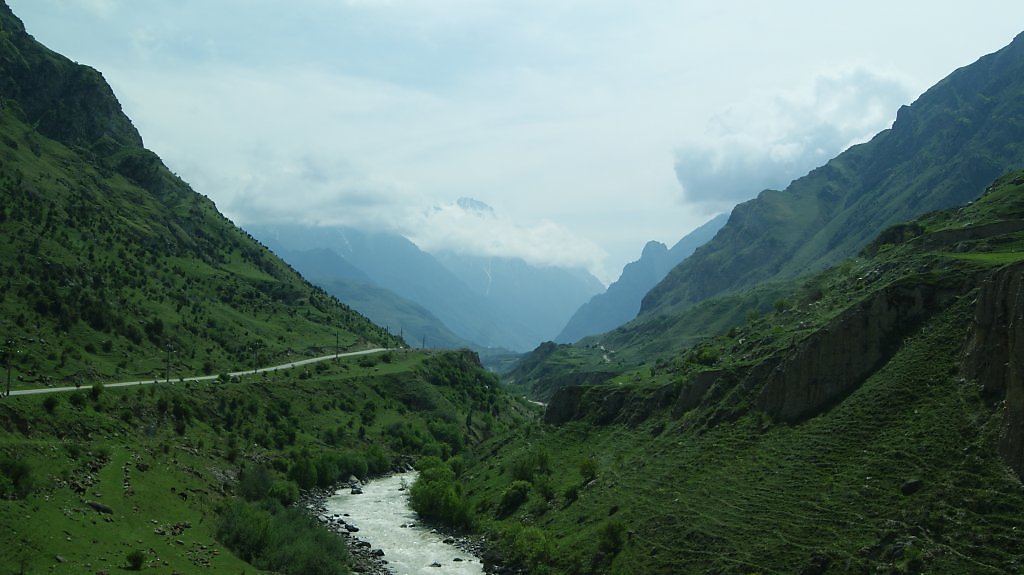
0 349 534 574
0 4 406 389
0 102 400 389
442 172 1024 574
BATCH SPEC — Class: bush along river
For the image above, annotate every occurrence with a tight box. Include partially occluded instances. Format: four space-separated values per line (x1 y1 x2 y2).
317 471 484 575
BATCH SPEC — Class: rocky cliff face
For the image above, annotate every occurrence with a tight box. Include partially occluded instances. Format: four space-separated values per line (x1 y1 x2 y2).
544 279 964 428
755 279 960 423
964 261 1024 478
0 2 143 151
543 381 679 426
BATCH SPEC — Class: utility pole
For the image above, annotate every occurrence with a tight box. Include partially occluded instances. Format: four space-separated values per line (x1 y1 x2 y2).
251 340 261 374
3 338 12 397
165 344 173 383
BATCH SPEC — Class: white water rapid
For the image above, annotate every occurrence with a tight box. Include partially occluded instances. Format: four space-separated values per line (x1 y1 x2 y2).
325 471 484 575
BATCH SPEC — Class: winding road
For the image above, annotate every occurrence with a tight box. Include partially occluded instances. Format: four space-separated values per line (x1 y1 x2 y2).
6 348 392 397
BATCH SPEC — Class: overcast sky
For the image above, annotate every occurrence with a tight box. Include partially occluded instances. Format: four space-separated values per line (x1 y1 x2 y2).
10 1 1024 283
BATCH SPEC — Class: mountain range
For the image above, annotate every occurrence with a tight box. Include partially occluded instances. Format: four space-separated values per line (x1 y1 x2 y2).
4 1 1024 572
643 31 1024 318
555 213 728 343
510 30 1024 398
246 223 603 352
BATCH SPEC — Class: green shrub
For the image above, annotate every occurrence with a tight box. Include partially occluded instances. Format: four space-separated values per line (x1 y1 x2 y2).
410 457 473 530
0 457 34 499
508 445 551 482
578 456 598 483
336 451 368 479
498 525 553 571
497 480 532 519
268 480 299 505
68 391 85 408
428 420 465 454
217 500 271 562
126 549 145 570
597 520 625 555
288 454 318 490
562 483 579 505
260 507 348 575
238 465 274 501
364 444 390 474
42 394 58 413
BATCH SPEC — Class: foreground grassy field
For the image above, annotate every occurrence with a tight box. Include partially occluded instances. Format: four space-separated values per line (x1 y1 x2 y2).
461 299 1023 574
0 349 533 574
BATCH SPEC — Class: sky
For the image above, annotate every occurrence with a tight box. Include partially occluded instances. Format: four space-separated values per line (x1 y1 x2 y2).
9 1 1024 284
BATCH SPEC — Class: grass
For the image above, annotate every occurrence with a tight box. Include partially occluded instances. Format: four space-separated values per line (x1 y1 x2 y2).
0 104 401 391
435 171 1024 574
457 298 1024 574
0 349 533 574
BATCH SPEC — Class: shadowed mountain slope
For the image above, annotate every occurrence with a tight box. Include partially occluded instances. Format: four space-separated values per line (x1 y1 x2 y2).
556 213 727 344
642 31 1024 319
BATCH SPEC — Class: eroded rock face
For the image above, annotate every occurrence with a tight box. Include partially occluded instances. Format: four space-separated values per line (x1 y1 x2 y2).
543 381 677 427
963 262 1024 478
545 281 959 428
756 281 956 423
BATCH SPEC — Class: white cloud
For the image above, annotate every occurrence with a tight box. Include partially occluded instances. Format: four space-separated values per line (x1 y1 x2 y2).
673 69 913 209
403 200 608 275
66 0 116 16
10 0 1024 283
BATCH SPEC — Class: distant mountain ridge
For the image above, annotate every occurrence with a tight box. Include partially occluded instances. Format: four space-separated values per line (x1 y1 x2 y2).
262 242 473 350
434 250 604 345
641 31 1024 319
555 213 727 343
247 224 602 351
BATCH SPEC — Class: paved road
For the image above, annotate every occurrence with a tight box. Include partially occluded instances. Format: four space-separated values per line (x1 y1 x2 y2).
6 348 391 397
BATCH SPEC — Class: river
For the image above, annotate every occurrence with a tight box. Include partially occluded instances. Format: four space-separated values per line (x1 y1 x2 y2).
325 471 484 575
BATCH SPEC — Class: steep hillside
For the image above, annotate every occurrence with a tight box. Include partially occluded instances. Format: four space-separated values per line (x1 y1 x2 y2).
510 32 1024 399
0 349 534 574
556 213 727 344
642 31 1024 319
444 171 1024 574
0 7 402 391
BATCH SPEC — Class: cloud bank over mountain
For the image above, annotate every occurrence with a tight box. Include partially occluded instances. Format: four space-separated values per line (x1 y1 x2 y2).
675 69 912 209
14 0 1024 281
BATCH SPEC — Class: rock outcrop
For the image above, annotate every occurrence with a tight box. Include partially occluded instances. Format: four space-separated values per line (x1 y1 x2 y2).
963 261 1024 478
756 279 959 423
